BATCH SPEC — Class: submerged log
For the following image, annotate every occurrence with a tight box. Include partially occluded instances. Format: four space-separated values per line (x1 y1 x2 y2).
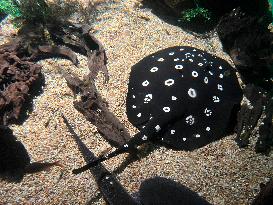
64 27 130 147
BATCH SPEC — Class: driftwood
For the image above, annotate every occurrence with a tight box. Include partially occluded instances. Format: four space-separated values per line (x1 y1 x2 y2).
65 73 130 147
64 26 130 146
0 42 42 125
1 18 129 150
0 22 81 125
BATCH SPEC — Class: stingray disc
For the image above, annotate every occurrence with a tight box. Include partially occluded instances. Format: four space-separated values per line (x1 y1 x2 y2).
126 46 242 150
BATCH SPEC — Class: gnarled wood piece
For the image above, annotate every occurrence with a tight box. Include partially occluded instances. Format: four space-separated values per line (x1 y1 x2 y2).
64 27 126 147
81 25 109 83
65 73 130 147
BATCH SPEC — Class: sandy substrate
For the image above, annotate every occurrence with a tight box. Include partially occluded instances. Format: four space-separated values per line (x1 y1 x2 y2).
1 0 273 204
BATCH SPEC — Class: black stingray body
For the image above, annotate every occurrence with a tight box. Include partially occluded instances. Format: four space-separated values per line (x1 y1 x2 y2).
126 46 242 150
73 46 243 174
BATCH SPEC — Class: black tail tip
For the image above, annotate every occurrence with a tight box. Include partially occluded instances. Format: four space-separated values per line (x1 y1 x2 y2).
72 166 89 174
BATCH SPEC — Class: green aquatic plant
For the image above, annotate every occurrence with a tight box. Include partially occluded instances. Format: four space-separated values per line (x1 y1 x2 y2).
181 0 211 22
181 7 211 22
0 0 21 18
15 0 79 25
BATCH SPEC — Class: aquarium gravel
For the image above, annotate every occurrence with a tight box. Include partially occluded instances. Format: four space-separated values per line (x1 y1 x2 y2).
0 0 272 204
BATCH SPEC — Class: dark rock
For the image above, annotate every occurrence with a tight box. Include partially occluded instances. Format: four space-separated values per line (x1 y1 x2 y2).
236 85 273 154
217 8 273 90
199 0 270 18
252 179 273 205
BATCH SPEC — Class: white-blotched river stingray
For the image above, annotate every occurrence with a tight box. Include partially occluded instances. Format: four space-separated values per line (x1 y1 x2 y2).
73 46 243 174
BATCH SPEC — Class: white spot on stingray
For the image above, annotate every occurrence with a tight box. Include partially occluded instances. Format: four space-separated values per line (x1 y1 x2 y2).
144 94 152 103
209 71 213 76
195 134 200 138
172 96 177 100
180 48 184 51
158 58 164 62
174 58 179 61
219 66 223 69
124 144 129 148
109 181 113 185
204 77 208 84
185 115 195 125
142 80 149 86
175 65 183 70
219 73 224 78
142 135 148 141
204 108 212 116
193 49 196 51
132 95 136 98
198 63 203 66
217 84 223 91
198 54 203 57
169 52 175 55
105 176 110 179
182 138 187 141
206 127 211 131
132 105 136 108
188 88 197 98
192 71 198 77
150 67 158 72
165 79 174 86
163 107 171 112
189 59 193 62
155 125 161 132
213 96 220 103
182 59 185 61
171 130 175 134
181 74 184 77
137 113 142 117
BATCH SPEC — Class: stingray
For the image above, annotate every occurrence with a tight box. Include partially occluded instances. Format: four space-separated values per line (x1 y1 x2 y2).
73 46 242 174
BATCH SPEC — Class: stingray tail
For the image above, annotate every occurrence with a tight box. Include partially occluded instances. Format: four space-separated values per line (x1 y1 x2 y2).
73 116 170 174
72 131 148 174
72 146 128 174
